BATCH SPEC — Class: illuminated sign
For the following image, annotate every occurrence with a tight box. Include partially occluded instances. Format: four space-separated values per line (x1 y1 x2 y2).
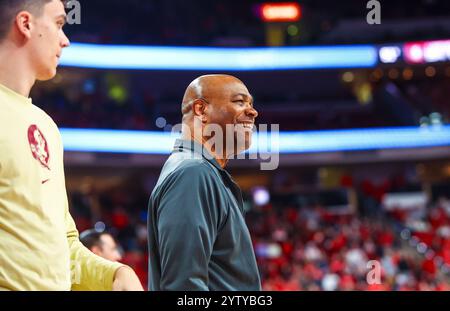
60 43 377 70
379 46 402 63
260 2 301 22
404 40 450 64
59 40 450 70
60 126 450 154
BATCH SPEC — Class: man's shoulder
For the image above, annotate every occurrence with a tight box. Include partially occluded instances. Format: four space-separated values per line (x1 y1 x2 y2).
30 104 59 130
0 92 55 127
163 154 217 180
152 153 219 198
29 104 62 145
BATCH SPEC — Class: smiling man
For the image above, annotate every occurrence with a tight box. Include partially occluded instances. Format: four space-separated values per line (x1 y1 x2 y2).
0 0 142 291
147 74 261 291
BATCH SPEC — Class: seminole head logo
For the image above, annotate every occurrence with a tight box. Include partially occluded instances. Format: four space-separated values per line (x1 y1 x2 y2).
28 125 50 170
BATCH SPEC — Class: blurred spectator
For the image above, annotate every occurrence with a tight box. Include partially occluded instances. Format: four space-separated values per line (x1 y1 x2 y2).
80 230 122 262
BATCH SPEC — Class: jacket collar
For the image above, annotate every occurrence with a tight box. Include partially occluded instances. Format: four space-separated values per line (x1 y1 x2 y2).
173 139 224 172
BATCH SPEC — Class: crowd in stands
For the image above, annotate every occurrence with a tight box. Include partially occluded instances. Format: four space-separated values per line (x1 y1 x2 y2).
397 78 450 126
31 72 449 132
68 174 450 291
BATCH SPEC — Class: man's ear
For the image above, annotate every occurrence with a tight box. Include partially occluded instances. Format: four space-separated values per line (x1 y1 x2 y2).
192 99 208 123
15 11 33 40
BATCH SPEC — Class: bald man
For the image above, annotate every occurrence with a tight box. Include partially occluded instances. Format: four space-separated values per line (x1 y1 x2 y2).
147 75 261 291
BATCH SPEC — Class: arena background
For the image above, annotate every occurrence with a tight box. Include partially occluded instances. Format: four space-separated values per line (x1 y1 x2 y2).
33 0 450 290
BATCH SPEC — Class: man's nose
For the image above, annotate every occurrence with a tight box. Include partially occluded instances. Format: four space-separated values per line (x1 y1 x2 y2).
61 32 70 48
246 106 258 119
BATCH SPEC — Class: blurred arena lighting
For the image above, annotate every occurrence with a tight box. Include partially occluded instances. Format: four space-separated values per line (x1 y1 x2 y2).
94 221 106 233
322 274 340 291
83 80 96 94
342 71 354 83
260 2 302 22
388 68 400 79
382 192 427 211
425 250 435 260
57 39 450 70
353 82 372 105
402 68 414 80
403 39 450 64
163 124 173 132
252 187 271 206
430 112 443 126
421 113 443 127
409 236 420 247
255 243 282 259
420 116 431 127
400 229 411 240
373 68 383 78
434 256 443 266
59 43 377 70
425 66 436 77
287 24 299 36
108 85 127 103
155 117 167 129
379 46 402 64
417 242 428 254
59 126 450 154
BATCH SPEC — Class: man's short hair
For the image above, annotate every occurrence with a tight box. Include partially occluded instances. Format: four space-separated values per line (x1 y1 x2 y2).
0 0 67 42
79 229 108 250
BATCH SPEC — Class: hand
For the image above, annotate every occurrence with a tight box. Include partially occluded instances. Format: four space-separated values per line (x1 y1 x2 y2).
112 266 144 291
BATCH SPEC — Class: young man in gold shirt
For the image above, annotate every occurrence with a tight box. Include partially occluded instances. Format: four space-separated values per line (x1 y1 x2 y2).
0 0 143 291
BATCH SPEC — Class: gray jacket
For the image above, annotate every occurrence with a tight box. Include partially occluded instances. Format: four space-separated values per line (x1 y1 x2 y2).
147 139 261 291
